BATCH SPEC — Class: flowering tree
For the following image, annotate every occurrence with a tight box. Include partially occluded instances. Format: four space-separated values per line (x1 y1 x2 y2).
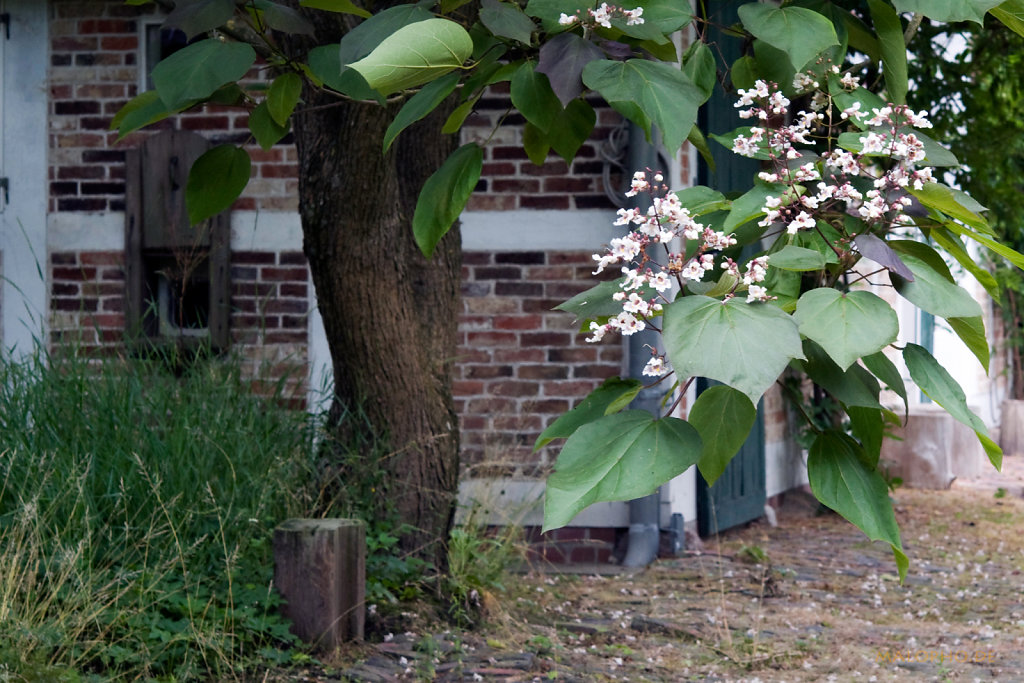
118 0 1024 576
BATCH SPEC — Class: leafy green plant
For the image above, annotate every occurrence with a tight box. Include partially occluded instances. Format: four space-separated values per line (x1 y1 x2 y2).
444 507 527 627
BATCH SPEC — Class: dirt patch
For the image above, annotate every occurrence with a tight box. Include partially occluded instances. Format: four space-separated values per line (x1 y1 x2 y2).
297 458 1024 681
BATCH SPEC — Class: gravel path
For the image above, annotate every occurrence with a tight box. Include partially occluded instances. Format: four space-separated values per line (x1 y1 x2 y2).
285 457 1024 682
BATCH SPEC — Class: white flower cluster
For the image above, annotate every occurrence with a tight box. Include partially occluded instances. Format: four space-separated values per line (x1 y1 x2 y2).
732 78 938 237
587 171 754 376
559 3 644 29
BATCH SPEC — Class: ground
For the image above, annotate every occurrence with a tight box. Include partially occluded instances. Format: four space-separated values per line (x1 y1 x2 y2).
288 457 1024 682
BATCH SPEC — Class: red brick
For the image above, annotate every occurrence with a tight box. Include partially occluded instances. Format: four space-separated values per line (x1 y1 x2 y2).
543 380 597 397
453 380 485 395
456 348 491 364
265 299 307 314
75 53 122 67
492 178 540 193
466 331 517 347
520 331 571 347
548 527 587 542
81 314 123 329
181 116 232 131
488 381 539 398
549 252 592 264
56 132 104 147
280 283 308 297
58 166 105 180
264 331 306 344
493 415 542 431
573 364 619 379
481 162 517 175
233 251 276 265
491 146 529 160
521 195 570 210
493 348 545 363
546 282 591 299
53 36 98 51
520 160 570 176
521 298 564 313
473 266 521 280
465 364 513 379
248 148 283 163
464 297 519 315
493 315 542 330
79 19 137 33
259 196 298 211
466 397 517 413
261 164 299 178
466 195 516 211
518 365 569 380
522 398 570 413
279 251 307 265
102 298 124 312
543 177 595 193
52 297 98 312
548 348 597 363
53 267 97 281
100 35 138 51
260 267 308 281
495 282 542 296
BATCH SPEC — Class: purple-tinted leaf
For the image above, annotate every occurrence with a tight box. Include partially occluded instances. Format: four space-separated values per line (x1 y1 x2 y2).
854 233 914 281
599 40 634 59
536 33 604 107
163 0 235 40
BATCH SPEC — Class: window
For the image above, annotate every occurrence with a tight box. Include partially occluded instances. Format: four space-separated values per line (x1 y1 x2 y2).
124 130 231 350
141 22 190 91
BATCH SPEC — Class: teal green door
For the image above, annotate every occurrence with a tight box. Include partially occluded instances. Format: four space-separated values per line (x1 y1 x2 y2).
695 0 767 537
696 381 766 536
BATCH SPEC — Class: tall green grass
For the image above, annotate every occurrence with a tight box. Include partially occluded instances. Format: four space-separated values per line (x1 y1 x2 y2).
0 348 324 680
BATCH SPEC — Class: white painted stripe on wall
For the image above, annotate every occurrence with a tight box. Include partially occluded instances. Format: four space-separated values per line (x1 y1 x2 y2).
47 208 621 253
457 478 630 527
47 212 123 251
231 211 303 251
48 211 306 252
461 209 617 251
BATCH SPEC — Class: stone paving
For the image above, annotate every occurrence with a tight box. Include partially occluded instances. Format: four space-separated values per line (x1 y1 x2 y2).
288 457 1024 682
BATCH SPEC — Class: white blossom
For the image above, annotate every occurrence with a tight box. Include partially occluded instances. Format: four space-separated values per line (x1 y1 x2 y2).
642 356 667 377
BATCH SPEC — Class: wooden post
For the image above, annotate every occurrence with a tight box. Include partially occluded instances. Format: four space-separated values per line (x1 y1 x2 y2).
273 518 366 649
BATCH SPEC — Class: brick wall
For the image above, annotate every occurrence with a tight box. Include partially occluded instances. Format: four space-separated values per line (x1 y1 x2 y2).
456 250 624 476
48 1 620 216
228 250 311 405
462 88 623 212
48 0 297 213
49 248 310 404
50 250 126 350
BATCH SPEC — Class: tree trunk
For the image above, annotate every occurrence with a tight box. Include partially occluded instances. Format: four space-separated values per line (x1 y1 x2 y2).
281 12 462 571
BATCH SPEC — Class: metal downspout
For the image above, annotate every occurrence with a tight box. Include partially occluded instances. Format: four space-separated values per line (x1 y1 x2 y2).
620 123 667 568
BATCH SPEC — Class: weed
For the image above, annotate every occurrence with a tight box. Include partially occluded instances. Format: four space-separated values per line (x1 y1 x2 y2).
444 504 527 627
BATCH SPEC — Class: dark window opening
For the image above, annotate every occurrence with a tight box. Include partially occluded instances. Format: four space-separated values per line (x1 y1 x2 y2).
142 251 211 338
143 25 192 90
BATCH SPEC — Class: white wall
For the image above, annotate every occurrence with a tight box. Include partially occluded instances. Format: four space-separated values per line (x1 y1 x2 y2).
0 1 48 358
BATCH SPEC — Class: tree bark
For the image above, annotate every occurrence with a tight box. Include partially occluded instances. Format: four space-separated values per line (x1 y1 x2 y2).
281 11 462 570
